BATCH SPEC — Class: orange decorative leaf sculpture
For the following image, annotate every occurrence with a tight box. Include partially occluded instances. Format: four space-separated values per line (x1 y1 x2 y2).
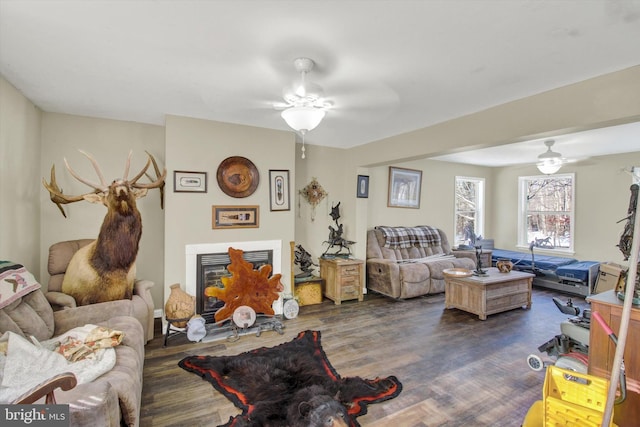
205 247 283 323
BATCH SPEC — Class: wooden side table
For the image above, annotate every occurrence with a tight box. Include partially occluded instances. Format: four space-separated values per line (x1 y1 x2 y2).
319 257 364 305
587 291 639 427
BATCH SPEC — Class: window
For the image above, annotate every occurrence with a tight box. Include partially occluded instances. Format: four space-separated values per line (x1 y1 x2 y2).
518 173 574 251
454 176 485 247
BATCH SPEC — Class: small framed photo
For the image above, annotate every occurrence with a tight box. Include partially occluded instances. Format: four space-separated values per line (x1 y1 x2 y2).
174 171 207 193
388 166 422 208
357 175 369 198
269 170 290 211
212 205 259 229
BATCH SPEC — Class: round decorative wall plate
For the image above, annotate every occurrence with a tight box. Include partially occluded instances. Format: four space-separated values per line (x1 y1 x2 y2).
216 156 259 198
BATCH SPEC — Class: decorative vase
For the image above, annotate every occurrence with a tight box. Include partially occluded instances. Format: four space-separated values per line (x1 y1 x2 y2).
165 283 195 327
496 258 514 273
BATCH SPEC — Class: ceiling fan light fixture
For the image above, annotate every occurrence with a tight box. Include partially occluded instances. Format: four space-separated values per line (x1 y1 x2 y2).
536 140 563 174
537 159 563 175
281 105 326 133
279 57 329 159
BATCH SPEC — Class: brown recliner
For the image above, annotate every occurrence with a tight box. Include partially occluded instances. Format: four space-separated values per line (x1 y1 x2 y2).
46 239 155 343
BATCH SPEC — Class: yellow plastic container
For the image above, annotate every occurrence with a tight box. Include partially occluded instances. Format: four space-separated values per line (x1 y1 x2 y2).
543 366 613 427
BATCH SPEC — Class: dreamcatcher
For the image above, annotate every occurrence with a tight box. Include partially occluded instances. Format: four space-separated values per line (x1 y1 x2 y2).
298 177 328 221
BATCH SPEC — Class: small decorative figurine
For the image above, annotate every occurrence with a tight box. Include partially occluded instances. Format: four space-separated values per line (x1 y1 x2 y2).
473 244 488 276
294 244 317 280
322 202 355 258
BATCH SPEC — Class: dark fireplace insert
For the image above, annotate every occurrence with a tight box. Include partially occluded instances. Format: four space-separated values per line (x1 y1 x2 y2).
196 249 273 323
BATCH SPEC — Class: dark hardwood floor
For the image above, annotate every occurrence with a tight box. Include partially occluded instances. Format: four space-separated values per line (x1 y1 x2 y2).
140 287 583 426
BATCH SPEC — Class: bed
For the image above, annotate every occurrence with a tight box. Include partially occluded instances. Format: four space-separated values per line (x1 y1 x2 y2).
491 249 599 297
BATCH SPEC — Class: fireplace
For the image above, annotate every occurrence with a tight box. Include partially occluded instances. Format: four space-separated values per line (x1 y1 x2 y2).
186 240 283 323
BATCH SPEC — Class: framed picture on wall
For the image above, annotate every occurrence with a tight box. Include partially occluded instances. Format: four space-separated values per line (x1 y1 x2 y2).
212 205 259 229
388 166 422 208
357 175 369 198
268 170 290 211
174 171 207 193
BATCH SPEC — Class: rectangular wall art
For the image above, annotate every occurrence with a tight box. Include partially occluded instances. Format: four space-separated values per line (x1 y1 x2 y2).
212 205 259 229
269 170 290 211
388 166 422 208
357 175 369 198
174 171 207 193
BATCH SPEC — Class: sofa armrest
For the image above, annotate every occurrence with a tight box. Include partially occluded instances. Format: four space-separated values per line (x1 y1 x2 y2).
134 278 154 296
45 291 77 310
366 258 402 298
53 299 134 336
133 279 155 342
452 251 475 262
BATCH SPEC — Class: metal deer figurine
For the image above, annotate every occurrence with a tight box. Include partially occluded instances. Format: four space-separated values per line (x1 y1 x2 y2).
43 150 166 305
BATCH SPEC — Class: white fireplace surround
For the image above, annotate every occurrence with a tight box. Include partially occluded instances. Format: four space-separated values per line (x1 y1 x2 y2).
185 240 283 314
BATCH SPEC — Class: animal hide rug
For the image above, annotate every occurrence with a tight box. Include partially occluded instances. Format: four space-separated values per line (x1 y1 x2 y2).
178 330 402 427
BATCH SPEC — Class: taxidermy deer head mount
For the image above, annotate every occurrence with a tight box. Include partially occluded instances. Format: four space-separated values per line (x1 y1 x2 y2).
42 150 166 305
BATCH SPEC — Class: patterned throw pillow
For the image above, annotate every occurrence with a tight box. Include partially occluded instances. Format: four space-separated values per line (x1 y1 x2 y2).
0 261 41 309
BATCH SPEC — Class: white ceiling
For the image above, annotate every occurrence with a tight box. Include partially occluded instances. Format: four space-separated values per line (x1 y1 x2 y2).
1 0 639 166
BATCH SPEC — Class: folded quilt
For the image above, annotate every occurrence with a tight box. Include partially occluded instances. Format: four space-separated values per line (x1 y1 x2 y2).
0 324 121 403
377 226 442 249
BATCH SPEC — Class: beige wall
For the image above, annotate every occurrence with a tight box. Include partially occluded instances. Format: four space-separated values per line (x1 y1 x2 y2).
39 113 166 308
329 65 640 274
361 151 640 264
293 143 352 265
364 159 494 239
492 152 640 263
164 115 296 310
0 76 42 273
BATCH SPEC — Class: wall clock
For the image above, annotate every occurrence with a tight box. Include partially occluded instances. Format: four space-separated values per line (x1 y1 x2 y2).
216 156 259 198
283 298 300 319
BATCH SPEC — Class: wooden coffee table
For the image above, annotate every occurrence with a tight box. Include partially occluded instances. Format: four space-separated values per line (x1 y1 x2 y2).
444 267 534 320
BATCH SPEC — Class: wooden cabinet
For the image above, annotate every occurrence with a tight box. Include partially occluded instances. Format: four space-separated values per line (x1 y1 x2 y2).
587 291 640 426
319 258 364 305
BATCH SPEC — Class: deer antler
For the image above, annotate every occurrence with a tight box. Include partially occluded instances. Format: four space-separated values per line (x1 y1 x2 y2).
64 150 109 192
143 151 166 209
43 150 166 217
42 164 100 218
131 152 167 190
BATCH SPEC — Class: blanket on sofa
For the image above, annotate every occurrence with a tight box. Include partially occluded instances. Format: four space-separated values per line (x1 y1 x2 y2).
376 226 441 249
0 262 41 309
0 325 119 403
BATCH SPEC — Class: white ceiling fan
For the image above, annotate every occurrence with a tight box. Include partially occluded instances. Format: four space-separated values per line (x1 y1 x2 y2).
273 57 332 112
536 139 570 174
274 57 333 159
